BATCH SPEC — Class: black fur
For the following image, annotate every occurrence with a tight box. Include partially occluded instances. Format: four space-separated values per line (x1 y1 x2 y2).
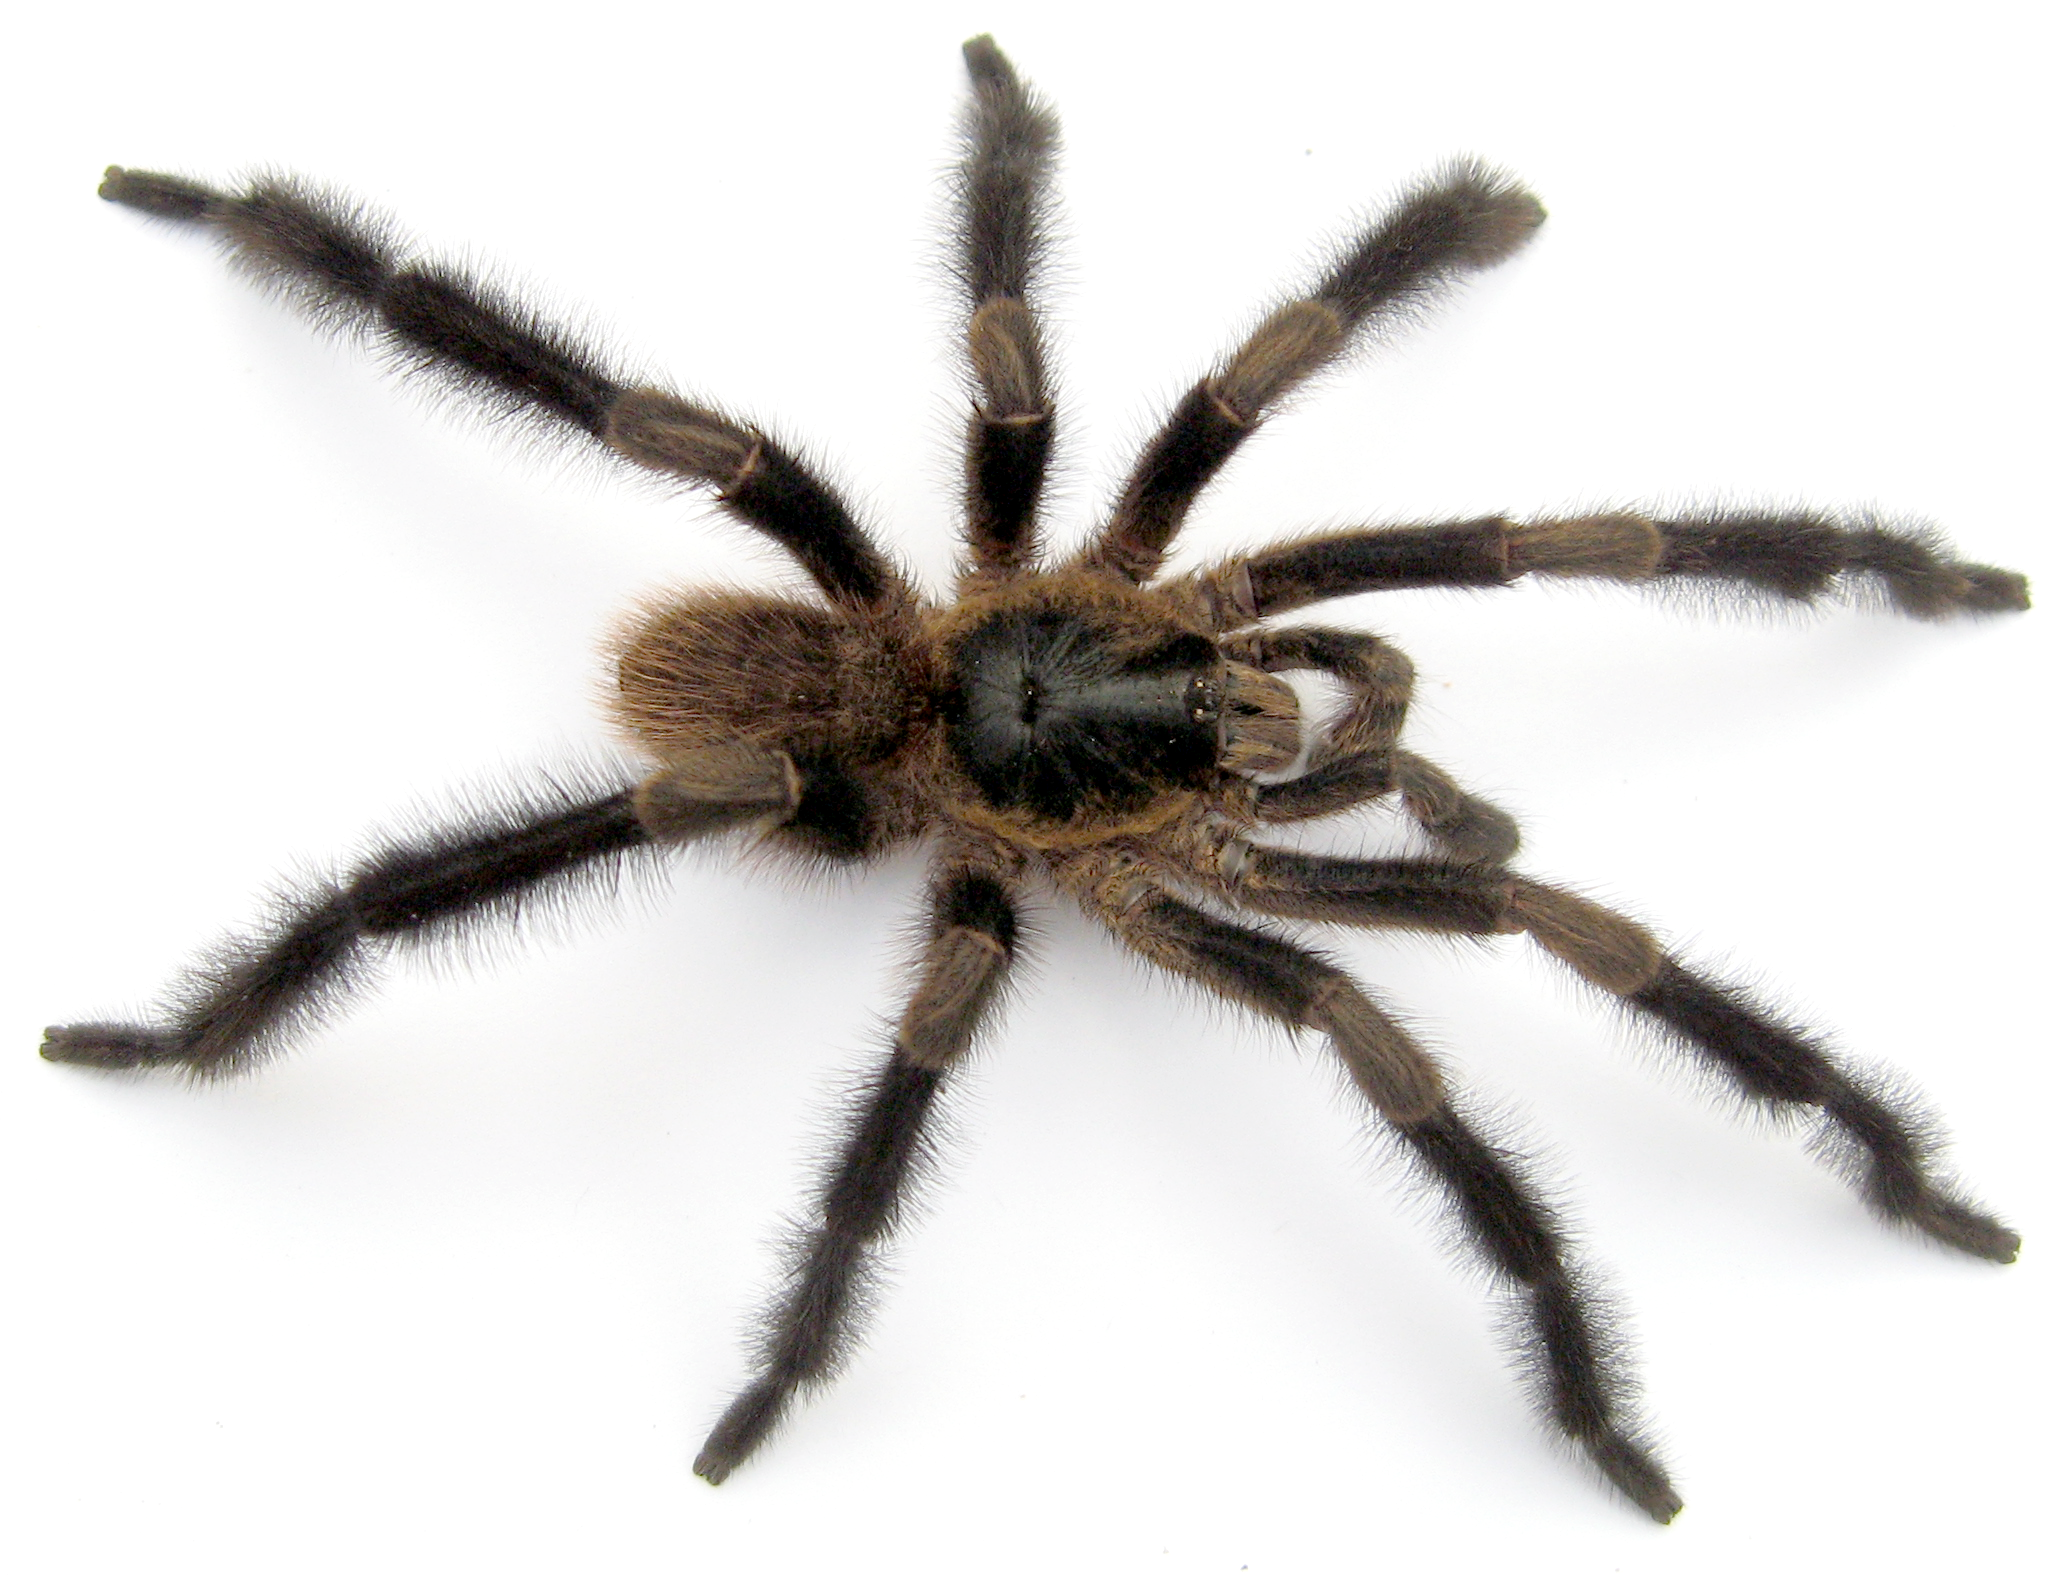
1135 897 1334 1024
1256 752 1398 821
934 870 1018 951
1394 1105 1679 1523
1312 160 1545 325
210 172 395 318
74 36 2027 1517
1089 163 1541 582
954 37 1059 571
1240 848 1511 933
966 413 1053 564
1244 519 1510 614
377 265 619 434
1657 510 2031 616
1629 961 2018 1262
776 754 879 864
113 171 618 429
945 609 1220 821
954 35 1058 310
695 1054 947 1484
724 437 895 607
40 890 364 1076
1223 509 2029 617
1124 888 1678 1519
352 795 648 930
688 857 1025 1484
98 169 897 608
1658 512 1853 600
42 784 653 1079
1100 383 1250 577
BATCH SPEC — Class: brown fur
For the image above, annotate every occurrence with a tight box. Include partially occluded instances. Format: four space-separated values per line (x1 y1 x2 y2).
1222 627 1415 760
1169 561 1259 630
967 296 1047 416
76 37 2026 1515
897 926 1010 1068
1213 299 1349 419
1310 980 1446 1123
632 746 800 841
1058 842 1444 1123
946 784 1204 851
602 387 757 486
1509 513 1665 580
1221 663 1303 775
1509 880 1665 995
1392 751 1522 865
612 591 925 766
925 564 1212 654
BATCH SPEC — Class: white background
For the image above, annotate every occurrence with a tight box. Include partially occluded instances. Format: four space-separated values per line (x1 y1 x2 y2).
3 2 2056 1572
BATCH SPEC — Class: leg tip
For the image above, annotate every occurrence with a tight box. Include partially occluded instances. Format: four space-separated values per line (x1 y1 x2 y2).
1592 1434 1683 1524
1918 1199 2020 1265
1953 565 2031 614
693 1378 782 1485
691 1447 735 1486
41 1023 185 1069
97 166 217 222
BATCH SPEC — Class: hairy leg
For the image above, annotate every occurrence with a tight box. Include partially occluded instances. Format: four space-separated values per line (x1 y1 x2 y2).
1191 509 2028 624
42 750 800 1078
1080 163 1544 583
98 168 902 609
694 848 1023 1483
1223 624 1519 861
1207 836 2019 1263
954 36 1060 577
1511 880 2021 1261
1055 850 1677 1520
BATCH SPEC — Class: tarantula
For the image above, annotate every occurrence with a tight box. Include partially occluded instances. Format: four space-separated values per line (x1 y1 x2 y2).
46 37 2024 1522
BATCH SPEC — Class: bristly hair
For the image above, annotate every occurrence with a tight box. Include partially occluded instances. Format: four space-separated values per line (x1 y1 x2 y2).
1384 1097 1676 1519
1649 505 2031 619
1316 158 1544 321
69 34 2025 1515
952 34 1061 311
141 766 662 1080
357 762 676 958
694 1048 956 1481
103 166 633 441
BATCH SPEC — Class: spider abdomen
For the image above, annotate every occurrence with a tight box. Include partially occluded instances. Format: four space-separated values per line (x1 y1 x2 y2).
611 591 922 766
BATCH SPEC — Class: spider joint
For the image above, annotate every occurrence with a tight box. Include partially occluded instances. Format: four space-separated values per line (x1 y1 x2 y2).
1508 879 1664 994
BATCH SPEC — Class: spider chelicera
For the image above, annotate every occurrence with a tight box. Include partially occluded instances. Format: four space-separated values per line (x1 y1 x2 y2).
45 36 2024 1521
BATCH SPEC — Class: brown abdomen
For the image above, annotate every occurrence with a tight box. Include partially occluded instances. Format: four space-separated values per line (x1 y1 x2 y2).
610 591 922 765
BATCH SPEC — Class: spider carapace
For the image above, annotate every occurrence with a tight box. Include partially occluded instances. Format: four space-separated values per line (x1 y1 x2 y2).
46 37 2025 1521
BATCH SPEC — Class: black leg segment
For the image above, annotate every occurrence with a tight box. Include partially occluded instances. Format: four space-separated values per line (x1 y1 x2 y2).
1232 846 1516 933
1395 1104 1680 1523
1084 162 1543 582
695 858 1022 1483
1238 518 1511 618
694 1053 949 1484
42 784 657 1078
1066 863 1671 1518
1627 961 2019 1262
1193 509 2027 624
954 36 1061 574
99 168 900 609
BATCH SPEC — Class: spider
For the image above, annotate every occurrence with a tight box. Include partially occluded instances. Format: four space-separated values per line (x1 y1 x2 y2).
44 37 2025 1523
